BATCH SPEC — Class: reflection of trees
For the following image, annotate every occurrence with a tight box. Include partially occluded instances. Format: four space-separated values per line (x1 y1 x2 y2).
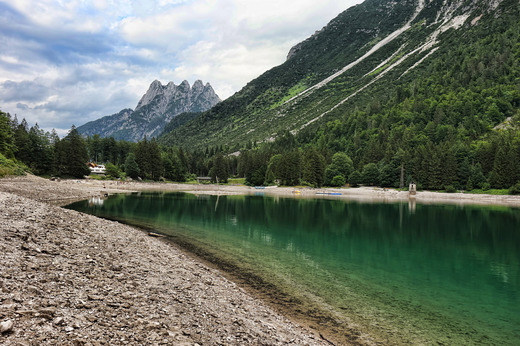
74 193 520 292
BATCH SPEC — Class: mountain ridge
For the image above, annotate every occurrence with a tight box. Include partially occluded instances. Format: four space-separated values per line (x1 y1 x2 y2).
77 80 221 142
158 0 517 151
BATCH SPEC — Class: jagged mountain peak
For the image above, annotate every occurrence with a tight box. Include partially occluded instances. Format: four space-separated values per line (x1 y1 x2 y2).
192 80 204 92
77 79 221 142
135 79 217 111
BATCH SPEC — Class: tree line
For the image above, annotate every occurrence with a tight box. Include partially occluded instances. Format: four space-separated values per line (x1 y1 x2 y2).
0 110 230 181
2 107 520 193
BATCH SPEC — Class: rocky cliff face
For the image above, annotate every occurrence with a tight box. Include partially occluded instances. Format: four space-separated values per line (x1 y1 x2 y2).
77 80 221 142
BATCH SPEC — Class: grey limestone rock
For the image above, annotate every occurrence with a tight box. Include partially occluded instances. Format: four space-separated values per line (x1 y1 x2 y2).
77 80 221 142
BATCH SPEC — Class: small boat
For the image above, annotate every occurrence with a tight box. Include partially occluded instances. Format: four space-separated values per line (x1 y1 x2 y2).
316 192 342 196
255 186 266 190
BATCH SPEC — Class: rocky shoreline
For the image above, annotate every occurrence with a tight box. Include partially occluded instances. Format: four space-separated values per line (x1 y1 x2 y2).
2 175 519 345
0 175 331 345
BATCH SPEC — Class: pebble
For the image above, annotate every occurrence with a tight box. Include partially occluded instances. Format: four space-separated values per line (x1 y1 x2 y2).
0 176 329 345
0 320 14 334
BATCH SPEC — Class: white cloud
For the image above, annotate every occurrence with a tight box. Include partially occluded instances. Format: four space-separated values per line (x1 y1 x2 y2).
0 0 363 133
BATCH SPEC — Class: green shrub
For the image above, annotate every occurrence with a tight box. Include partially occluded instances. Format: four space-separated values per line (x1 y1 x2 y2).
445 185 457 193
361 163 380 186
482 182 491 191
105 162 121 178
348 171 362 187
508 183 520 195
0 153 26 177
330 175 346 187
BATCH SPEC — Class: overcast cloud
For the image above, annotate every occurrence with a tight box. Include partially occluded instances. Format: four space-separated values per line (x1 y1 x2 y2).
0 0 362 135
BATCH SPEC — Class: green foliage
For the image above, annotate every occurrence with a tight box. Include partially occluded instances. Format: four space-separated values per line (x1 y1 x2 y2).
362 163 380 186
135 137 162 180
302 146 326 187
150 0 520 194
227 177 246 185
324 152 353 186
0 111 15 158
348 170 362 187
104 162 121 178
465 188 508 195
6 2 520 194
210 152 229 183
278 150 301 186
86 134 133 166
0 153 26 177
379 163 400 188
239 149 269 186
265 154 282 185
508 182 520 195
124 152 140 179
54 126 90 178
269 80 309 109
444 185 457 193
162 148 187 182
330 175 346 187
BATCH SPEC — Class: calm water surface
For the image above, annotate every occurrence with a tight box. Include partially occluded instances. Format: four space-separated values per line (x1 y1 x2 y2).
67 192 520 344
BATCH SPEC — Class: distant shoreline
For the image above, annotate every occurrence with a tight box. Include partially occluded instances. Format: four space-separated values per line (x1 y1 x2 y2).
4 174 520 208
74 178 520 207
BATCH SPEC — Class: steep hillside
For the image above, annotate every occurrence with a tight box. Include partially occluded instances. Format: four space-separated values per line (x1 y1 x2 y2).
78 80 221 142
159 0 520 151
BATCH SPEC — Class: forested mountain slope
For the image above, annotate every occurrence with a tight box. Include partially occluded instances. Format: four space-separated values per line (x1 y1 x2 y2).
159 0 520 151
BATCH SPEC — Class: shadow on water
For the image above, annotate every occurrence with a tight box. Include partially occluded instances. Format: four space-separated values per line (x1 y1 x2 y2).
66 192 520 345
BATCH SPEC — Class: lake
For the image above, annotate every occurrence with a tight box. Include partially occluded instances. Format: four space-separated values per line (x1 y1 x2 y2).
66 192 520 344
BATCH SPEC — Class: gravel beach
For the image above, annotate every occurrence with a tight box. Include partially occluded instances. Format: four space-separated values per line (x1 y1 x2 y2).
0 175 331 346
2 175 519 345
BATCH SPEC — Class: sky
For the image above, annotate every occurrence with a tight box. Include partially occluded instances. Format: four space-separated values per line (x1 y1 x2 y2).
0 0 363 135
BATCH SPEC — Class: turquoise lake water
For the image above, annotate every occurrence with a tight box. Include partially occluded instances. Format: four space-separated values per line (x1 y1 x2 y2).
66 192 520 344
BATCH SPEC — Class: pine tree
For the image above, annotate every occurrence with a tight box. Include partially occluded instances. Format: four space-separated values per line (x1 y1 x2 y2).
490 145 516 188
14 119 31 165
303 146 326 187
178 146 188 173
265 154 282 185
63 126 90 178
0 111 14 158
210 152 228 183
361 163 380 186
124 152 140 179
148 138 162 180
278 150 301 186
348 170 362 187
135 137 151 179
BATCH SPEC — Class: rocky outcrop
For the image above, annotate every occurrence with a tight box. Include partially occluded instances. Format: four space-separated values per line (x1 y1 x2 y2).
77 80 221 142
